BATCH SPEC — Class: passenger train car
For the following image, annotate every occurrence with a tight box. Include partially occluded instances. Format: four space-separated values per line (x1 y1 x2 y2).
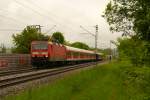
31 41 102 67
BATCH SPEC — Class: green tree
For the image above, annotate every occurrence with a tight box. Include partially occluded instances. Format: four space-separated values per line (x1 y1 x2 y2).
12 26 49 53
103 0 150 66
64 41 71 46
0 44 6 53
51 32 65 44
103 0 150 39
117 37 147 66
71 42 90 50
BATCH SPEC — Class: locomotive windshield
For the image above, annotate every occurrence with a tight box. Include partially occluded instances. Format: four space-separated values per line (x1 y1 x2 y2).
32 43 48 50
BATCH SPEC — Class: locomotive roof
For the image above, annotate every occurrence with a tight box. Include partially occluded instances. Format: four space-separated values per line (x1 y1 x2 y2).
31 41 48 44
31 41 103 55
65 46 95 54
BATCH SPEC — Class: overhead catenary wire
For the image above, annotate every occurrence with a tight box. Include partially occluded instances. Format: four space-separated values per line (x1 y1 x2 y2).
0 0 83 34
13 0 66 33
14 0 80 33
26 0 80 31
13 0 60 25
80 25 95 36
0 29 22 31
25 0 75 26
0 13 27 25
0 9 33 25
45 25 57 34
0 10 57 34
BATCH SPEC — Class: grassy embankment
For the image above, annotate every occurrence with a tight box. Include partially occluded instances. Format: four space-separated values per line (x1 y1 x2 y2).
6 61 150 100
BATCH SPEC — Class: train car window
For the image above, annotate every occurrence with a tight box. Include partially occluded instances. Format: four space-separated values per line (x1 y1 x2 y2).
86 53 88 58
86 54 88 57
72 52 75 57
74 52 78 57
82 54 84 58
84 53 86 57
82 53 84 58
88 54 90 58
80 53 83 57
77 52 79 57
73 52 75 57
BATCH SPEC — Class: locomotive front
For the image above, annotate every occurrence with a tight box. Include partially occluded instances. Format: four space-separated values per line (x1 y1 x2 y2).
31 41 49 66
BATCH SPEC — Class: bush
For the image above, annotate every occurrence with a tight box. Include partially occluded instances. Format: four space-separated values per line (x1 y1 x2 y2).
120 62 150 99
117 37 148 67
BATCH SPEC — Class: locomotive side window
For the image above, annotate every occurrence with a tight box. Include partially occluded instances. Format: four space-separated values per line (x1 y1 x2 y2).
32 43 48 50
67 51 71 57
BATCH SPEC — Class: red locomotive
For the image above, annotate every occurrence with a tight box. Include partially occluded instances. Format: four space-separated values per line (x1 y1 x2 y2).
31 41 102 67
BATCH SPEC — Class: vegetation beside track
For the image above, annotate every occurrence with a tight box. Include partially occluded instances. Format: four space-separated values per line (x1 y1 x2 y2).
6 61 150 100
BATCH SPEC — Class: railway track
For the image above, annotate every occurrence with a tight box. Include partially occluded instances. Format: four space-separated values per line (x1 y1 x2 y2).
0 67 35 77
0 62 98 88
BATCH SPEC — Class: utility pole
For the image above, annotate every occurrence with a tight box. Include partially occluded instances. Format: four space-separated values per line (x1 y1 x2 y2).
28 25 43 33
80 25 99 60
110 40 112 61
95 25 98 55
27 25 43 40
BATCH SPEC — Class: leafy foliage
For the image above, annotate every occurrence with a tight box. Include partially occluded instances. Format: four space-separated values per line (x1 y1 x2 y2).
64 41 71 46
103 0 150 40
104 2 150 99
117 37 147 66
120 62 150 99
104 0 150 66
71 42 90 50
51 32 65 44
12 26 49 53
0 44 6 53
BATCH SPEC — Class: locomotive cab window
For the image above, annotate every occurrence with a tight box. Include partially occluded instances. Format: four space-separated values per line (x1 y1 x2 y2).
32 43 48 50
67 52 72 57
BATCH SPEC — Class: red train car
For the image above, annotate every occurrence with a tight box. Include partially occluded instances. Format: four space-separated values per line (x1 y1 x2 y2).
65 46 96 61
31 41 102 67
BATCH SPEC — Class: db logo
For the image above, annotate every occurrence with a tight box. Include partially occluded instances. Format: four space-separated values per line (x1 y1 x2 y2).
19 56 26 64
0 60 8 67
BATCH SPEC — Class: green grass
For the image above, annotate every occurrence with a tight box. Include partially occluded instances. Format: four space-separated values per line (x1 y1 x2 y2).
6 61 150 100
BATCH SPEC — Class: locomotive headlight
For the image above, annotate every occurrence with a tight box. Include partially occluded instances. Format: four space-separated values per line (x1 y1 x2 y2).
41 52 48 55
32 52 39 55
32 52 48 55
45 55 48 57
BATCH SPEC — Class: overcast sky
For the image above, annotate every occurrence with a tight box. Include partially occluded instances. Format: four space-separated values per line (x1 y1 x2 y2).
0 0 122 49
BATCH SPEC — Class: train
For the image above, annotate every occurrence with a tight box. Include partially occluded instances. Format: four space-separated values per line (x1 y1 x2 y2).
31 41 102 68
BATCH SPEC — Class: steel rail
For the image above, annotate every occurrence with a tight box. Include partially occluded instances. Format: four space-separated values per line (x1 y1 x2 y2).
0 68 35 77
0 62 97 88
